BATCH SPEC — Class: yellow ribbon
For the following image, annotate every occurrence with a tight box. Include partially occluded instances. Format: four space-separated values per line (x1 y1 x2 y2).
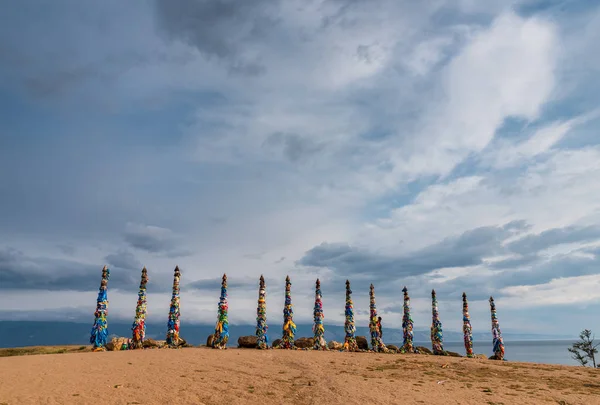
283 320 296 332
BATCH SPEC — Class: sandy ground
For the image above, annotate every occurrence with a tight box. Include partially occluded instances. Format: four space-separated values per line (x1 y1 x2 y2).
1 347 600 405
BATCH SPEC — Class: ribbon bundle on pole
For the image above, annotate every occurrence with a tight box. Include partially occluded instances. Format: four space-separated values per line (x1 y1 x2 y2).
369 284 387 352
130 267 148 349
343 280 359 352
313 278 327 350
90 265 110 351
278 275 296 349
489 296 505 360
400 286 416 353
430 289 446 355
255 275 269 349
212 273 229 349
462 292 474 358
166 266 181 348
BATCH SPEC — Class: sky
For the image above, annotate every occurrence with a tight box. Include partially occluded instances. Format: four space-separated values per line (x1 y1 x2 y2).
1 0 600 337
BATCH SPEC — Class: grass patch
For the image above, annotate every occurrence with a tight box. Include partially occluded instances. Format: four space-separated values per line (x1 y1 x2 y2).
0 345 91 357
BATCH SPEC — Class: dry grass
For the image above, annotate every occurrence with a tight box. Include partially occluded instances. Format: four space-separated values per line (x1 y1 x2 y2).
0 345 89 357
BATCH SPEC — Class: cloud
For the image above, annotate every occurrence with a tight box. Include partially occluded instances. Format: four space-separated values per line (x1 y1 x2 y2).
506 225 600 255
0 248 139 292
104 250 143 271
299 221 529 279
1 0 600 337
263 132 326 163
184 276 268 291
154 0 277 76
501 273 600 308
299 222 600 303
123 223 191 258
480 109 600 169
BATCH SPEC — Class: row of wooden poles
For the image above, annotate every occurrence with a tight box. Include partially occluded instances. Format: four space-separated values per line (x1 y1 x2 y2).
89 266 506 360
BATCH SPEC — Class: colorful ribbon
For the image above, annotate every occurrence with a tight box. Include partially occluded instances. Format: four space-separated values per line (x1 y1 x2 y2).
278 276 296 349
462 292 474 358
400 286 416 353
313 278 328 350
369 284 387 352
255 275 269 349
489 296 505 360
430 289 446 355
130 267 148 349
90 265 110 351
211 273 229 349
343 280 359 352
166 266 181 348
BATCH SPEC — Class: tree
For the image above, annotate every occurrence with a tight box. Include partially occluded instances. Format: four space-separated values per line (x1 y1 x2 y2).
568 329 599 368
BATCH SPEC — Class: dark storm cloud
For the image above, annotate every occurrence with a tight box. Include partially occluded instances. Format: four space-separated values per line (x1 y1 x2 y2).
154 0 278 76
0 247 139 292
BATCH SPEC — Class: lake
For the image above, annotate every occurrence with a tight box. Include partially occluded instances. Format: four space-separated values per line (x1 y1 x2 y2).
400 340 582 366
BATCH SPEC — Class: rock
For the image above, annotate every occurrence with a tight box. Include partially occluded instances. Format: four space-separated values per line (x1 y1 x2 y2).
356 336 369 350
179 338 192 348
447 351 462 357
155 340 167 348
328 340 343 350
294 337 315 349
142 338 158 348
475 354 487 360
488 354 502 361
387 344 399 352
206 334 215 347
238 335 258 348
106 337 128 351
415 346 432 355
272 339 282 348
